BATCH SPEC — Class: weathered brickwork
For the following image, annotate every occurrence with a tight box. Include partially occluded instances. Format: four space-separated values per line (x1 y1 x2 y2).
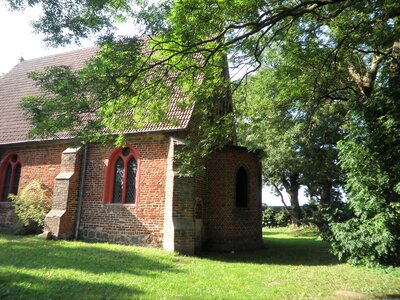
0 143 64 232
205 146 263 251
1 143 65 191
45 147 82 239
193 170 207 252
171 175 196 254
162 138 176 251
78 134 170 247
172 160 208 254
0 48 262 252
0 202 18 232
162 140 207 255
0 138 262 253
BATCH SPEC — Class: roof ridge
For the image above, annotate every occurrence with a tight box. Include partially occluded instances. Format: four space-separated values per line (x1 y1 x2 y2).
17 46 98 66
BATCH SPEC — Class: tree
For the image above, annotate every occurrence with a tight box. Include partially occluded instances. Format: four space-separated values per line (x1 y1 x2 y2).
234 40 346 227
330 38 400 265
5 0 356 143
4 0 400 264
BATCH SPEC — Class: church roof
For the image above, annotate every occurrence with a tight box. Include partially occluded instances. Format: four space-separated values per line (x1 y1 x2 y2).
0 47 193 146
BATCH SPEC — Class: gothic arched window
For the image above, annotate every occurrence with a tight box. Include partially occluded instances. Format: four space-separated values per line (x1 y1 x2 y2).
0 153 22 202
235 167 248 208
104 146 139 204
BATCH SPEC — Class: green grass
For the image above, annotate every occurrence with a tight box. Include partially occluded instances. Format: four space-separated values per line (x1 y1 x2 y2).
0 228 399 299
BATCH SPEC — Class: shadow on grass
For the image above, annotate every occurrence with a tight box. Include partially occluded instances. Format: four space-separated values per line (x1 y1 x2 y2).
383 294 400 299
0 235 180 299
0 271 142 299
202 231 338 266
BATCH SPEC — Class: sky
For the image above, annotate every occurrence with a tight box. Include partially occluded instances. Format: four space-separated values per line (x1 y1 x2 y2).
0 4 309 206
0 5 93 74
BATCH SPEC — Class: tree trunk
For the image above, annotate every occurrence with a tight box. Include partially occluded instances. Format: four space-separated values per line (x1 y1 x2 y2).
314 179 332 229
282 173 301 226
320 180 332 208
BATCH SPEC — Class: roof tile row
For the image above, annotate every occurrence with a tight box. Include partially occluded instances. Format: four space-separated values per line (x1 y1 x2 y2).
0 47 193 145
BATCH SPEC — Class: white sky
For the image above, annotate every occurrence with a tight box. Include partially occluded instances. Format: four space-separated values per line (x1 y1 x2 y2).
0 5 94 74
0 4 308 206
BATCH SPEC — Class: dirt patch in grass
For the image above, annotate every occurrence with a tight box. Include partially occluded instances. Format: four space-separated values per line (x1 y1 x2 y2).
334 290 365 299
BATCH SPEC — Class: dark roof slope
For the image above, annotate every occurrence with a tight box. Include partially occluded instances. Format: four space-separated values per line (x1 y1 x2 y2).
0 47 193 146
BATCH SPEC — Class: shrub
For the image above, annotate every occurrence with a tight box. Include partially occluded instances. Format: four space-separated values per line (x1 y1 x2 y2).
318 201 353 241
262 207 277 227
333 122 400 266
330 211 400 266
9 180 51 234
301 203 319 226
262 206 291 227
274 209 291 227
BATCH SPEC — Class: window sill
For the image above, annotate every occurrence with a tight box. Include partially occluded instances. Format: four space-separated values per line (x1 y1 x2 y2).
235 207 249 211
104 203 137 207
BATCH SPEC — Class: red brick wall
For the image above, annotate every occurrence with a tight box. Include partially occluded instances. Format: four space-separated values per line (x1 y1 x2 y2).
0 139 262 253
0 143 64 232
193 166 207 253
170 175 196 254
205 146 262 251
162 142 208 255
45 147 82 239
0 200 18 232
78 134 170 246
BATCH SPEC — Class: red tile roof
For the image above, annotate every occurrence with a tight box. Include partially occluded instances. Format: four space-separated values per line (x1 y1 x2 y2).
0 47 193 145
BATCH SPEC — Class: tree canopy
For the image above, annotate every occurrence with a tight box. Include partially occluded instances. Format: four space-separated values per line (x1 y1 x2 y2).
6 0 398 144
3 0 400 265
234 39 346 226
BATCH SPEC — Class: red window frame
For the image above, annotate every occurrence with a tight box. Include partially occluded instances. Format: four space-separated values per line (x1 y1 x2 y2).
103 145 140 204
0 153 22 202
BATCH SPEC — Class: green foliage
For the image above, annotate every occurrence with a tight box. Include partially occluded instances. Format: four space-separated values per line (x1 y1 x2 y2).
234 34 346 225
6 0 133 46
9 180 51 234
232 0 400 265
10 0 356 151
21 34 235 173
21 37 163 143
5 0 400 265
301 202 319 225
329 141 400 265
262 206 277 227
262 206 291 228
316 201 352 241
274 209 291 227
300 199 351 234
330 213 400 266
327 55 400 265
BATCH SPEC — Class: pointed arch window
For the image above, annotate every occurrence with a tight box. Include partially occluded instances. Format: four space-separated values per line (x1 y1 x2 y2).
104 146 140 204
235 167 248 208
0 153 22 202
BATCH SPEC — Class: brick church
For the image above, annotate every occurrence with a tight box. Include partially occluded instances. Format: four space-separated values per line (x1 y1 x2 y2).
0 48 262 254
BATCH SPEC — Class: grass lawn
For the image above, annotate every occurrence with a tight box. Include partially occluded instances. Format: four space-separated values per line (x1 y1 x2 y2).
0 228 399 299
